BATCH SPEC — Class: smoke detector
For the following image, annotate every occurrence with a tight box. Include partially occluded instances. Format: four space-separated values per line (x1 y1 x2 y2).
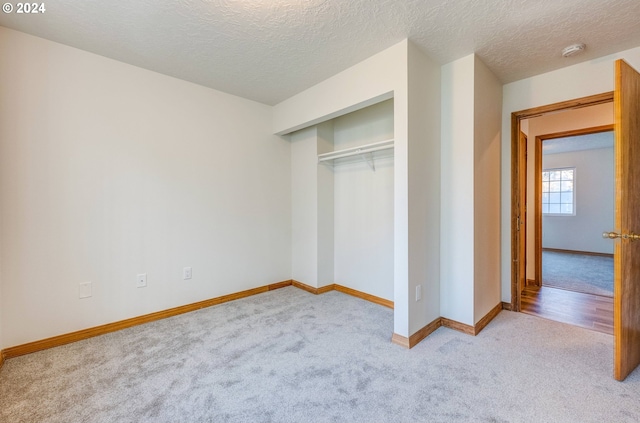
562 43 586 58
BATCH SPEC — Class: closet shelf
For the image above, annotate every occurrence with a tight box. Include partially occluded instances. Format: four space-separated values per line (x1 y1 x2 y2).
317 139 394 170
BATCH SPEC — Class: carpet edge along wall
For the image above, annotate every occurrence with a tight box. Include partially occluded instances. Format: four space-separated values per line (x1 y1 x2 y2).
0 280 390 363
391 302 505 348
1 280 296 361
0 280 504 367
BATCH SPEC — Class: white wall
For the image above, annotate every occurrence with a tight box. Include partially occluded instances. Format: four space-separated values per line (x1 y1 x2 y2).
0 28 291 348
407 43 442 333
523 104 614 280
543 147 614 254
333 100 394 300
473 56 503 324
441 54 502 325
291 127 320 285
501 45 640 302
316 123 335 288
290 122 334 288
441 55 475 325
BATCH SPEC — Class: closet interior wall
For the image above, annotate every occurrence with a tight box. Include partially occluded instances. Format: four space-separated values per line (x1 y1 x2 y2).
289 99 394 300
333 99 394 301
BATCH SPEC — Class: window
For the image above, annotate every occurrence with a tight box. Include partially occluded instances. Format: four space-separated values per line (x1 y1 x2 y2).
542 168 575 216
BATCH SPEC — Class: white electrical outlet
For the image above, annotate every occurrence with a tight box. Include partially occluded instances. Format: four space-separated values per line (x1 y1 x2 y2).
416 284 422 301
79 282 92 299
183 267 192 280
137 273 147 288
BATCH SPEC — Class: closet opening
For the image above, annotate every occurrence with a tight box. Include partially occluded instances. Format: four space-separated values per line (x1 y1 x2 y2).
290 98 395 305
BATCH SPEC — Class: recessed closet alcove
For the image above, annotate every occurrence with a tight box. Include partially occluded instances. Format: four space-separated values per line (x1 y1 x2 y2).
290 99 395 301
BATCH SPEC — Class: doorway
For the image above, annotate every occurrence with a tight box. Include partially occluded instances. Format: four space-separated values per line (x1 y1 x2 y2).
512 60 640 382
509 92 613 311
520 122 615 333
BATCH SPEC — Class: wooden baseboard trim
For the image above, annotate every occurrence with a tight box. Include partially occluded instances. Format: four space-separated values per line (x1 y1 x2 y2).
391 333 411 348
2 279 394 362
502 302 513 311
441 318 475 335
1 280 500 361
316 284 336 294
290 280 394 309
542 248 614 258
334 285 394 309
408 317 442 347
440 302 504 337
473 303 503 335
2 280 293 360
392 302 507 349
526 278 540 287
291 280 333 295
392 317 443 349
268 280 294 291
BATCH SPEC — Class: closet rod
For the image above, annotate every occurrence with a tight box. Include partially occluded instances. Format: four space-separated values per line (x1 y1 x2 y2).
317 139 394 163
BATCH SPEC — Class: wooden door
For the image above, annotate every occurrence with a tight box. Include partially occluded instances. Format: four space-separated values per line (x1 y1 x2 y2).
613 59 640 381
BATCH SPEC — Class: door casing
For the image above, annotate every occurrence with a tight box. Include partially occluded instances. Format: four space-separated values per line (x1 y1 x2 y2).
510 92 614 311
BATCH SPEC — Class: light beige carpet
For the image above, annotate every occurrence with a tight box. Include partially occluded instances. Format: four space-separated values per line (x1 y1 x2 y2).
1 286 638 422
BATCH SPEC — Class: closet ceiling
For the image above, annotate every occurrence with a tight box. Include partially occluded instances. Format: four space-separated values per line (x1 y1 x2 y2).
1 0 640 105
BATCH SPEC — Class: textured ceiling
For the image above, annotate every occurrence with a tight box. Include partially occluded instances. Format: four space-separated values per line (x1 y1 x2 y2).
2 0 640 105
543 131 614 155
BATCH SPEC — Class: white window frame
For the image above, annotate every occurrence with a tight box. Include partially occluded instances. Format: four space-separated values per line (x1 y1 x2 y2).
542 167 576 217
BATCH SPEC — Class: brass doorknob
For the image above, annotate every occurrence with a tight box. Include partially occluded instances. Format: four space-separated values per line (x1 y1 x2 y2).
603 231 640 241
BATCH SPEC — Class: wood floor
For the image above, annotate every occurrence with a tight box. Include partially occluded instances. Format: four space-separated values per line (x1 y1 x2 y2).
521 285 613 335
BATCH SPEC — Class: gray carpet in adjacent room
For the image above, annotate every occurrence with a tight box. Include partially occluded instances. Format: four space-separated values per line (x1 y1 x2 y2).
542 250 614 297
1 286 638 423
